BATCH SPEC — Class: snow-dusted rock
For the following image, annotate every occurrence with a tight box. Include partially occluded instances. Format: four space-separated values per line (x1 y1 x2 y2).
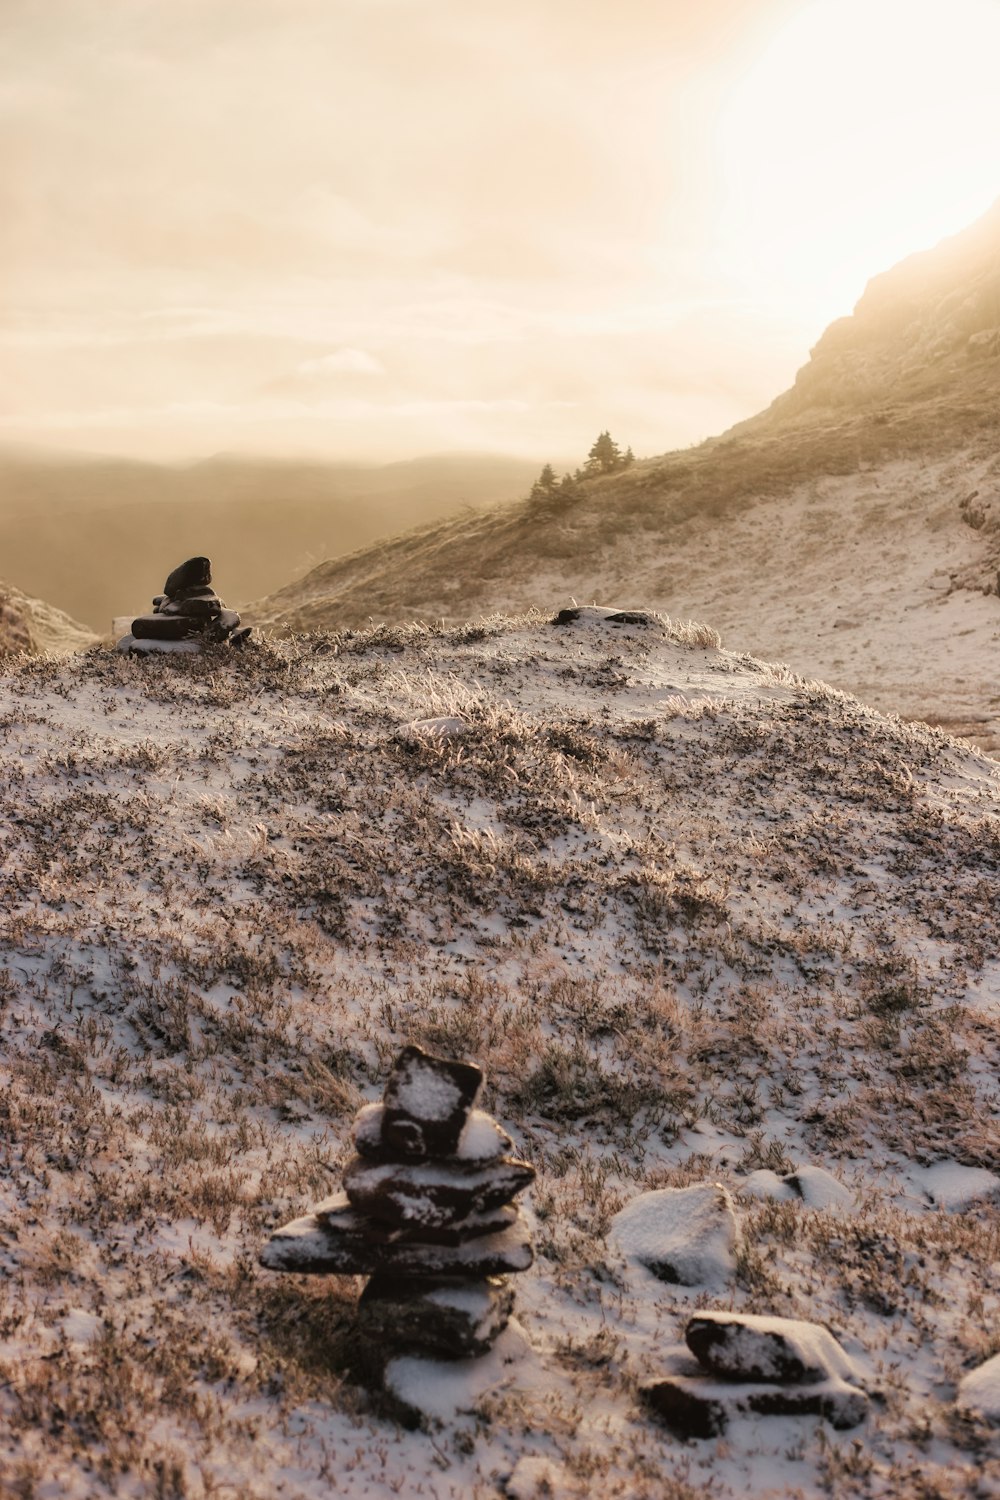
342 1153 535 1228
915 1162 1000 1212
642 1371 869 1437
381 1044 483 1158
957 1352 1000 1423
260 1194 534 1276
609 1183 741 1287
737 1169 798 1202
382 1320 534 1424
358 1273 514 1360
553 604 659 629
736 1165 854 1210
352 1102 514 1165
785 1164 855 1210
685 1311 859 1385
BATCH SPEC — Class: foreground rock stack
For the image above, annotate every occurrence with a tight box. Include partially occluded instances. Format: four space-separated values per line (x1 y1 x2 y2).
642 1311 870 1437
117 556 250 653
261 1045 535 1375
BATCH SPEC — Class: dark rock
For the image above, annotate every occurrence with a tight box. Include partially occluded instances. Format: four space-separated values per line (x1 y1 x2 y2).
259 1194 534 1277
685 1312 858 1385
212 608 242 636
161 596 223 619
164 556 212 597
172 585 221 603
605 610 654 626
336 1202 518 1247
357 1274 514 1359
343 1154 535 1228
353 1102 513 1165
553 608 581 625
131 613 201 641
643 1373 869 1436
642 1376 727 1438
381 1045 483 1158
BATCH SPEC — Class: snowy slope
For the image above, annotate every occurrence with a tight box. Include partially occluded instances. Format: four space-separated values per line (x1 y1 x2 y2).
0 612 998 1497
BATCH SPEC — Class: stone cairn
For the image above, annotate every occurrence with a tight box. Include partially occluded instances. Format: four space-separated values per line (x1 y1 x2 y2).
260 1045 535 1379
117 556 250 652
642 1311 870 1437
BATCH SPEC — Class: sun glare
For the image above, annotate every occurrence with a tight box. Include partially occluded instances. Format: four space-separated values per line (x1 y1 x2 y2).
716 0 1000 322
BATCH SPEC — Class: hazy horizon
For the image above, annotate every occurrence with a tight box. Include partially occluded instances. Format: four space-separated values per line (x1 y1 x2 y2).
4 0 1000 466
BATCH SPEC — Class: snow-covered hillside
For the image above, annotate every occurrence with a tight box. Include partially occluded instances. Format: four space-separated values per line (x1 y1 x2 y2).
1 613 998 1497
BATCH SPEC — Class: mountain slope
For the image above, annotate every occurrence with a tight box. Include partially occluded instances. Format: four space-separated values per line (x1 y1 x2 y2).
0 581 96 656
0 614 998 1495
248 200 1000 747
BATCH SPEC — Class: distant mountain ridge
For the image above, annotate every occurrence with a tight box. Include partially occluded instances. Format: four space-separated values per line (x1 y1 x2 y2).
0 450 542 633
248 198 1000 749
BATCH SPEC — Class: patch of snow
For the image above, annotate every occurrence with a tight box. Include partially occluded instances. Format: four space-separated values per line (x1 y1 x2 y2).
383 1320 535 1422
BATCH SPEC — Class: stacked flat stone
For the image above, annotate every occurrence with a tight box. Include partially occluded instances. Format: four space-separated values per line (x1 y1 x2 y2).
642 1312 870 1437
120 556 250 651
260 1045 535 1367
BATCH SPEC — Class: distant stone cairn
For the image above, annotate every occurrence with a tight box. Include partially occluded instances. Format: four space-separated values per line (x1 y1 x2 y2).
117 556 250 653
260 1044 535 1381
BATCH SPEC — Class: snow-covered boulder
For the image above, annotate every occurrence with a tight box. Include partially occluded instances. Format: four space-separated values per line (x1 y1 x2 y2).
958 1352 1000 1424
915 1162 1000 1212
609 1183 741 1287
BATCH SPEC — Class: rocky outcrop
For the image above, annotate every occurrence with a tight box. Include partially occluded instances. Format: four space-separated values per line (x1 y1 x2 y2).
0 583 95 657
768 198 1000 417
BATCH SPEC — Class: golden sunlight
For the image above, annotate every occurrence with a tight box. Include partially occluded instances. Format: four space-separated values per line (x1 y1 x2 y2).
716 0 1000 320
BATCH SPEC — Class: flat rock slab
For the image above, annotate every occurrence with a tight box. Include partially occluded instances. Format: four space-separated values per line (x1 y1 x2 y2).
642 1373 869 1438
552 605 662 630
343 1154 535 1228
381 1045 483 1158
116 635 203 655
958 1351 1000 1424
260 1195 534 1277
353 1102 513 1165
358 1273 513 1360
131 614 201 641
686 1311 859 1385
609 1183 741 1287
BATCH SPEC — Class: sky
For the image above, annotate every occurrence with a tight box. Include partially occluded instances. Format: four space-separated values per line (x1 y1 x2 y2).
3 0 1000 465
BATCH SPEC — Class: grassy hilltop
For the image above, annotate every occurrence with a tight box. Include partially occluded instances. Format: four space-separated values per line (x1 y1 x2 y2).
0 612 998 1495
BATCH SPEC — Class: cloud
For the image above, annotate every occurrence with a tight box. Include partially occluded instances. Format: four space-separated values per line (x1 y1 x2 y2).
294 349 385 378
